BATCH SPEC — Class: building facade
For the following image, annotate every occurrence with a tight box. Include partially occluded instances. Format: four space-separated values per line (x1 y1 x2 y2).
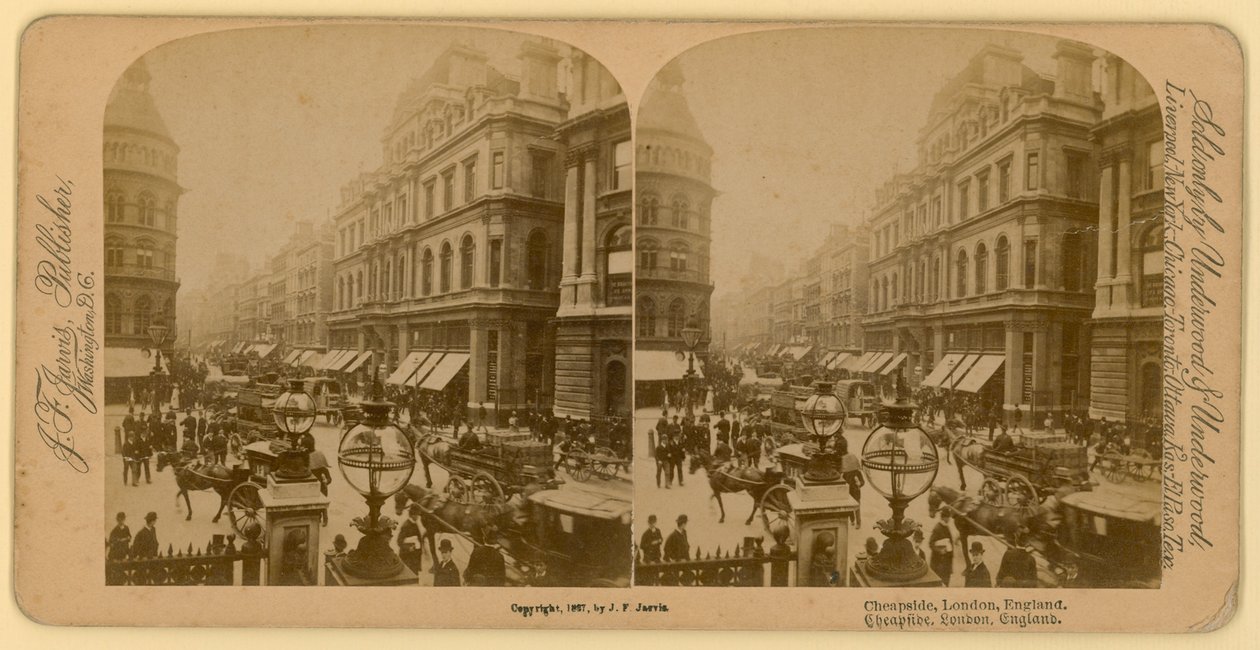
103 56 182 401
1087 56 1162 426
326 42 569 423
635 61 716 360
862 42 1102 424
818 224 870 352
550 50 633 419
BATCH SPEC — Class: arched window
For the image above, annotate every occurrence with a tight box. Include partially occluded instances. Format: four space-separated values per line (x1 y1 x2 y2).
105 239 124 268
356 271 363 305
1139 223 1164 307
526 230 548 290
397 253 407 298
667 299 686 337
956 249 969 297
460 235 475 290
440 242 453 293
138 192 156 227
671 195 690 229
637 297 657 337
337 276 345 309
134 295 152 335
891 272 899 303
995 236 1010 291
421 248 434 295
135 240 155 269
383 260 392 299
669 243 689 272
105 294 122 335
638 240 658 270
639 194 659 226
106 191 125 223
975 242 988 294
880 277 888 311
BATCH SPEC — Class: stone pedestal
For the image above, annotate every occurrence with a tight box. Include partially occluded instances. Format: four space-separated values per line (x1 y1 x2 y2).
850 558 944 588
789 480 860 587
325 556 418 587
260 475 330 586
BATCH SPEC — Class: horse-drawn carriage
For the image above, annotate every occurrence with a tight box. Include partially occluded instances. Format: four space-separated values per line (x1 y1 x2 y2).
235 383 282 440
413 429 562 504
1048 490 1160 588
503 489 633 587
948 433 1092 506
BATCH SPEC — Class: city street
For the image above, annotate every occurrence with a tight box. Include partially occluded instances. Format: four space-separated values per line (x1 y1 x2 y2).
633 404 1159 587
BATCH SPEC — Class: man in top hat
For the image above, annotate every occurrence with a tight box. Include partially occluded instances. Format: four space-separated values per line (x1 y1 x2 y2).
397 504 424 574
639 514 663 563
131 512 160 559
996 530 1039 588
962 541 991 587
663 514 690 562
107 512 132 561
433 538 461 586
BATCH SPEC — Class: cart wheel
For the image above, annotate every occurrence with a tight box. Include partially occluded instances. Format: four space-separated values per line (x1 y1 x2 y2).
596 460 618 480
570 458 591 482
595 446 615 459
227 482 264 536
979 479 1004 506
1101 457 1128 484
471 472 504 504
1004 476 1037 507
445 476 470 502
760 483 795 543
1129 459 1155 482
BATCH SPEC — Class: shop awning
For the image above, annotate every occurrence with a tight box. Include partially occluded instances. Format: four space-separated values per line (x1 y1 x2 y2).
920 353 963 388
406 352 445 387
105 347 170 378
819 351 836 366
282 349 303 364
635 349 705 382
293 350 316 366
319 349 350 370
828 352 852 370
232 342 246 353
840 351 871 371
386 351 430 385
311 349 337 370
858 351 892 373
343 351 373 373
303 352 326 369
420 353 470 391
786 345 813 361
255 343 278 359
954 354 1005 393
879 352 909 376
940 354 982 390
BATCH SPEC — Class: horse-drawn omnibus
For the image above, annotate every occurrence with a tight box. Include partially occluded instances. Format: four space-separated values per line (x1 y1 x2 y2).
1050 490 1160 588
506 488 632 587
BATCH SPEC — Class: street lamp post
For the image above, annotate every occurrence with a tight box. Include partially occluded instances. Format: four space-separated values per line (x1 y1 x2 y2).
680 317 702 423
336 399 416 580
147 313 169 415
797 381 848 484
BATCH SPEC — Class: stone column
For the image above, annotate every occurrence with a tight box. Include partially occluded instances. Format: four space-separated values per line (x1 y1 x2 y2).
561 159 580 281
1003 324 1024 426
1030 324 1051 429
467 323 489 415
1113 156 1133 307
576 151 598 307
1095 163 1115 315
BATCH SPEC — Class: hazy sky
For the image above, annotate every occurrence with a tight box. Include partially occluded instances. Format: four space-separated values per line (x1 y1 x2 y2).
669 28 1066 298
140 25 550 295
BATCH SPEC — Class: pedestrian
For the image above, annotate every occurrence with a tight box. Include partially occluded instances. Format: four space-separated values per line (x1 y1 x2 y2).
668 435 685 487
996 531 1038 588
476 402 489 433
433 538 461 586
838 437 865 527
197 414 209 448
664 514 690 561
929 509 954 586
397 504 424 574
134 432 152 485
464 525 506 586
639 514 663 563
962 541 991 588
508 411 519 433
131 512 159 558
212 427 228 465
325 534 348 564
654 434 670 488
107 512 132 561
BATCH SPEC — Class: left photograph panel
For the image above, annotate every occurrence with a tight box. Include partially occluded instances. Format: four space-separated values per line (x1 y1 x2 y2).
102 25 633 588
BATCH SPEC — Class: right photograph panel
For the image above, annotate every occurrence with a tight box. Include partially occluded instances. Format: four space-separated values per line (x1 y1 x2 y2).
633 28 1162 589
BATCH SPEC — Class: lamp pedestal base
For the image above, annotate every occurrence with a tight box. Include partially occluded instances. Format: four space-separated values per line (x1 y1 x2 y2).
789 481 859 587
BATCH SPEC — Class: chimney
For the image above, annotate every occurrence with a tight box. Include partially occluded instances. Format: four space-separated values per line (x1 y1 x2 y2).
446 43 489 89
1053 40 1096 102
518 39 562 101
977 44 1024 88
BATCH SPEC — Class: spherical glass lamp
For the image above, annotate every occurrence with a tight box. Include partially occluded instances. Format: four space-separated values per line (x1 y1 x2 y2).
680 317 702 351
859 372 939 582
337 400 416 579
797 381 848 483
273 379 316 437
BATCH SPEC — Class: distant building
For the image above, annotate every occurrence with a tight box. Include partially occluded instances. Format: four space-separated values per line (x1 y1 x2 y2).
1087 56 1162 430
634 61 716 401
103 57 182 402
550 50 632 419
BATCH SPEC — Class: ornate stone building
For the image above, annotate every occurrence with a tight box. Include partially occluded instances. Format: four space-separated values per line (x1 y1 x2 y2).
550 50 632 419
327 41 568 424
862 42 1102 426
103 56 182 401
634 61 716 394
1087 56 1162 429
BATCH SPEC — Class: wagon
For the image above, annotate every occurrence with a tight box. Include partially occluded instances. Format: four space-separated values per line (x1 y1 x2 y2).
1049 490 1160 588
441 438 561 503
971 441 1091 506
503 488 632 587
220 440 331 538
1094 450 1160 484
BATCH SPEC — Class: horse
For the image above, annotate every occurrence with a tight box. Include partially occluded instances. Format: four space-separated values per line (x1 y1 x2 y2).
155 450 235 522
688 449 787 525
943 429 987 491
409 427 453 489
927 485 1046 558
392 483 528 569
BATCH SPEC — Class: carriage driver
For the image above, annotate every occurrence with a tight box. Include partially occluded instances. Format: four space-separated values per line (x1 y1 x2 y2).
990 425 1016 455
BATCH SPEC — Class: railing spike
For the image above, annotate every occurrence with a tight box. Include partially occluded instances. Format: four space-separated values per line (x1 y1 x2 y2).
187 543 194 555
166 544 174 557
716 545 722 557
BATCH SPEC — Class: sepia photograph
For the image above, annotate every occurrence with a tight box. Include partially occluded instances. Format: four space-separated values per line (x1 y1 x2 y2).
633 28 1164 590
101 24 632 588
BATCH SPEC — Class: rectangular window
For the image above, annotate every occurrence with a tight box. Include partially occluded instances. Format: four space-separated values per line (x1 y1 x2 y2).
998 162 1011 203
489 239 502 288
977 172 990 212
1026 152 1040 190
463 158 477 203
1066 153 1086 199
1024 239 1037 288
1147 140 1163 190
958 180 970 219
424 180 436 218
398 194 409 225
491 152 505 189
932 196 942 227
442 170 455 212
612 140 632 190
531 151 552 198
